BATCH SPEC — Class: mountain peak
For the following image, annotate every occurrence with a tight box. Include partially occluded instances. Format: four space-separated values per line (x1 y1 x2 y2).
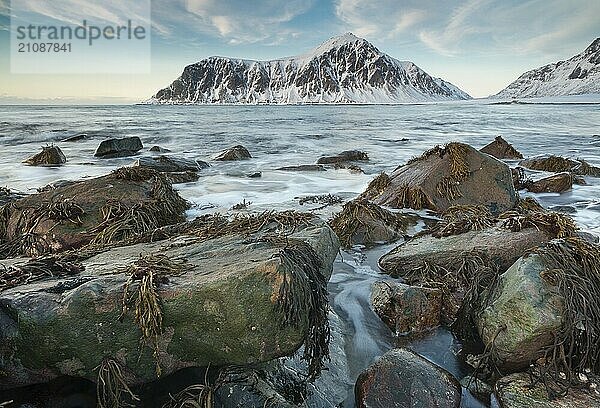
311 32 369 54
584 37 600 56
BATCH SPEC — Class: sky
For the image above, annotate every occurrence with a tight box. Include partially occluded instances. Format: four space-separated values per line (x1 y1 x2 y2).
0 0 598 103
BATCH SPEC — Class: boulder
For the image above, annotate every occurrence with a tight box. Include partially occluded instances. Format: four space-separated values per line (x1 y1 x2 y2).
165 171 200 184
494 373 600 408
480 136 523 159
132 156 209 173
94 137 143 158
519 155 600 177
276 165 326 172
214 145 252 161
23 146 66 166
316 150 369 164
477 253 563 371
0 215 340 389
149 145 171 153
363 143 518 214
329 199 417 248
371 281 442 335
0 168 188 258
355 348 461 408
524 172 573 193
61 133 88 142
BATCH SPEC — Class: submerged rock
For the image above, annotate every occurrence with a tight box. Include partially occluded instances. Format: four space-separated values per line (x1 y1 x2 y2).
0 168 188 258
61 133 88 142
276 164 326 172
524 172 573 193
214 145 252 161
0 214 339 389
329 199 417 248
480 136 523 160
362 143 518 214
23 145 66 166
494 372 600 408
371 281 442 335
149 145 171 153
133 156 209 172
94 137 143 158
355 348 461 408
519 155 600 177
316 150 369 164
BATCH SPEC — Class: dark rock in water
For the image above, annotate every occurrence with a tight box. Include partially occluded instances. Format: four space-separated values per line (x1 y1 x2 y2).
333 163 365 173
494 372 600 408
460 375 493 403
166 171 200 184
577 231 599 243
329 199 417 248
480 136 523 159
549 205 577 214
276 164 326 172
37 180 78 192
316 150 369 164
362 143 518 214
149 145 171 153
0 187 26 206
94 136 143 158
214 145 252 161
519 155 600 177
133 156 208 172
1 168 188 257
355 348 461 408
524 172 573 193
246 171 262 178
23 146 67 166
0 215 339 389
371 281 442 335
477 253 563 371
61 133 88 142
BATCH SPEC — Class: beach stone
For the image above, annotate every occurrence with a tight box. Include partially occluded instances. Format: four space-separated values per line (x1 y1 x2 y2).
61 133 88 142
214 145 252 161
525 172 573 193
480 136 523 160
23 146 66 166
132 156 209 172
316 150 369 164
149 145 171 153
1 169 188 257
0 217 339 389
276 165 326 172
355 348 461 408
364 143 518 214
94 137 143 158
370 281 442 335
477 253 563 371
494 372 600 408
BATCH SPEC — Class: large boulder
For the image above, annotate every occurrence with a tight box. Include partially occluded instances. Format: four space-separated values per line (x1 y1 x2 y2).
494 373 600 408
0 214 339 390
133 156 209 173
524 172 573 193
370 281 442 335
94 137 143 158
0 168 188 258
519 155 600 177
480 136 523 160
477 253 563 371
362 143 518 214
214 145 252 161
23 146 66 166
355 348 461 408
316 150 369 165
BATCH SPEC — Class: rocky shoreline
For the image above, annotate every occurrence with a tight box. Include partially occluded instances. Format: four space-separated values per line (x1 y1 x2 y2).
2 135 600 407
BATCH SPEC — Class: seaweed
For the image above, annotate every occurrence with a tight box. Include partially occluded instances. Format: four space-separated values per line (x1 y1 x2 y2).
407 143 470 182
432 205 495 237
499 209 577 238
112 166 157 182
231 199 252 210
0 255 84 292
523 156 575 173
387 185 435 210
436 177 462 201
298 194 343 209
359 173 391 200
96 358 139 408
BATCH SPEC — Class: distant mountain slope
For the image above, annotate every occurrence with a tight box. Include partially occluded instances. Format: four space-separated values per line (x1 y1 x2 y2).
148 33 471 104
494 38 600 99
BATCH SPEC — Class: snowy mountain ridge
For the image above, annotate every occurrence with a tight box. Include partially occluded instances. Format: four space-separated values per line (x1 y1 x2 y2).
148 33 471 104
494 38 600 99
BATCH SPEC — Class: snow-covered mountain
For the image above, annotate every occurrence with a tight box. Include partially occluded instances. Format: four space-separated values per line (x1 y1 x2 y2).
494 38 600 99
148 33 471 104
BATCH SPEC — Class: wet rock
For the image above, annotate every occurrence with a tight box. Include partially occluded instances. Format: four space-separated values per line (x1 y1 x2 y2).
23 146 67 166
333 163 365 173
0 216 339 389
519 155 600 177
94 137 143 158
1 169 188 257
246 172 262 178
276 165 326 172
363 143 518 214
214 145 252 161
477 253 563 371
461 375 493 403
166 171 200 184
577 231 599 244
524 172 573 193
149 145 171 153
550 205 577 214
480 136 523 160
61 133 87 142
371 281 442 335
37 180 78 193
0 187 26 206
329 199 417 248
316 150 369 164
133 156 209 172
494 372 600 408
355 348 461 408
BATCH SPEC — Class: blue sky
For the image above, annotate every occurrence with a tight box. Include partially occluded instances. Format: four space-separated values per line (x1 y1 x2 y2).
0 0 598 103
